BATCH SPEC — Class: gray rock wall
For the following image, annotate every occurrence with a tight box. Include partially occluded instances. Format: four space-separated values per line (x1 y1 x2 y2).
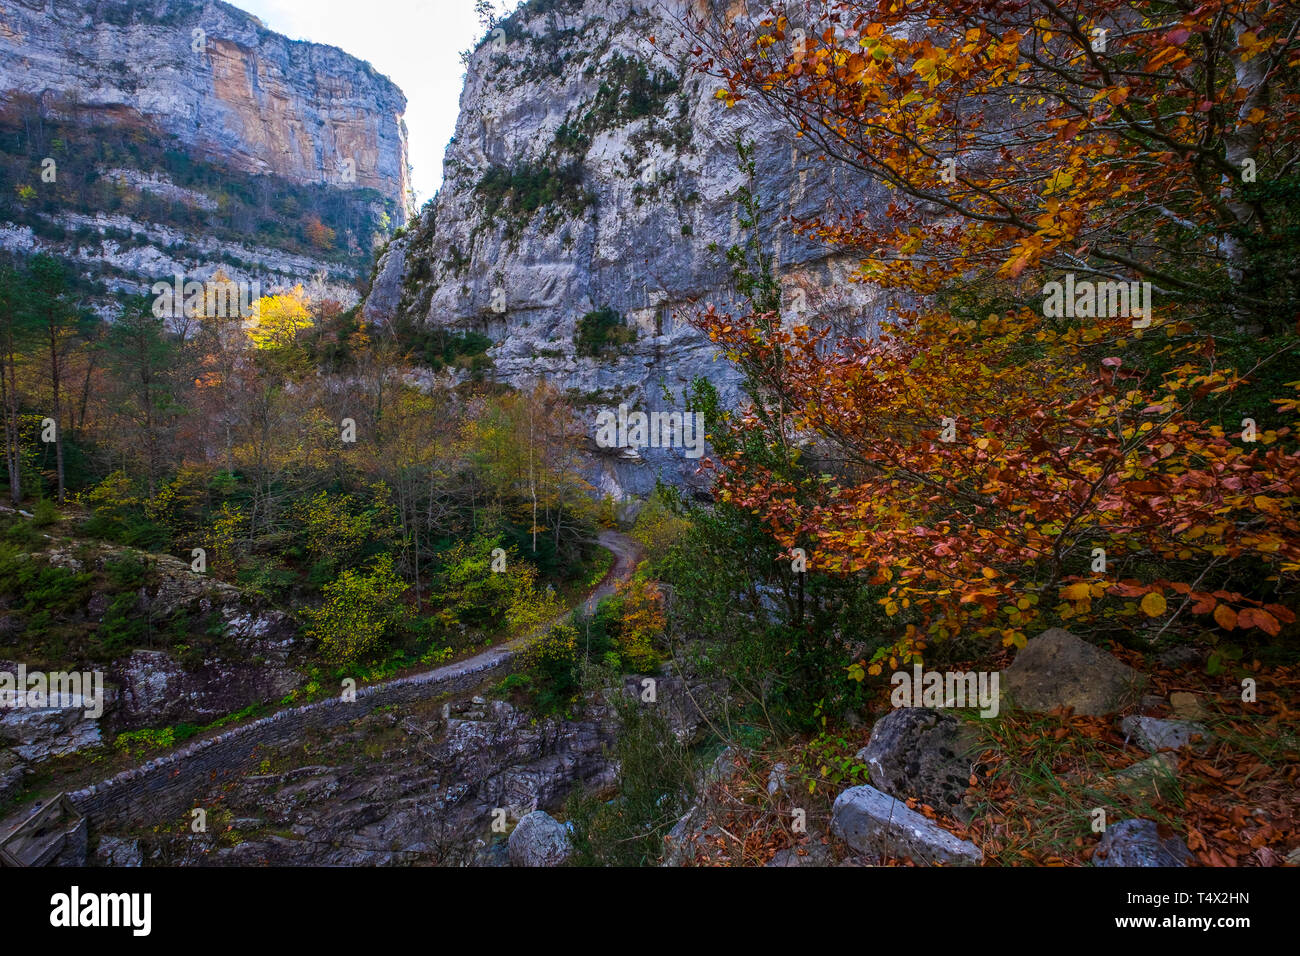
0 0 409 205
367 0 893 495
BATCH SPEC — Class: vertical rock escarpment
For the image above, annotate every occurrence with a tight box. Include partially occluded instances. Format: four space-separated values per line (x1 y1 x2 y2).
365 0 889 496
0 0 408 204
0 0 410 303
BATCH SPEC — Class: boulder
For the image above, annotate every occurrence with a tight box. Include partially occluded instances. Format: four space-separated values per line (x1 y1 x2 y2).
507 810 572 867
857 707 981 822
766 842 830 867
1094 818 1193 867
1120 715 1209 752
0 695 102 762
1002 628 1145 715
831 785 983 866
112 648 300 729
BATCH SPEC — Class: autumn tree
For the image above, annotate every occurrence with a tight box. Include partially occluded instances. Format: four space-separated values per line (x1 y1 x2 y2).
305 553 411 665
685 1 1300 672
304 215 336 252
692 0 1300 328
193 270 251 476
249 285 314 350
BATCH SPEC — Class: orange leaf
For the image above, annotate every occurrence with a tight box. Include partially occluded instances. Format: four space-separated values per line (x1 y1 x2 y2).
1213 604 1238 630
1239 608 1280 636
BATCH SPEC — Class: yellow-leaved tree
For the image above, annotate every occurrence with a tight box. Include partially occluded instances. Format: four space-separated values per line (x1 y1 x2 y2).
249 285 313 349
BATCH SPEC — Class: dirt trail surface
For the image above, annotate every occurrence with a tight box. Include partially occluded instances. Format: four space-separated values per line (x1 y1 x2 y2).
583 529 643 611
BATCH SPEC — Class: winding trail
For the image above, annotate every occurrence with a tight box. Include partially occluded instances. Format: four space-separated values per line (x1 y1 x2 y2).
383 528 643 687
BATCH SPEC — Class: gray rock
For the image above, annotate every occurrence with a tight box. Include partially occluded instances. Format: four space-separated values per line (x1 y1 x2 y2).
361 242 407 325
858 707 980 822
113 647 299 729
1002 628 1145 715
767 842 830 867
831 785 983 866
0 695 102 762
93 836 143 867
1120 715 1209 752
0 748 27 802
661 804 733 867
1094 818 1193 867
662 806 703 867
1109 753 1181 801
508 811 572 867
767 761 789 797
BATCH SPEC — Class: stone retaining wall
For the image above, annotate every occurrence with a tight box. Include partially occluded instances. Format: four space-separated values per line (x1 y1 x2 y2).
66 650 516 829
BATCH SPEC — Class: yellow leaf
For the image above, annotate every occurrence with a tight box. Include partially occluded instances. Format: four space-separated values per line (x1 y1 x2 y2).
1061 582 1091 600
1140 592 1167 618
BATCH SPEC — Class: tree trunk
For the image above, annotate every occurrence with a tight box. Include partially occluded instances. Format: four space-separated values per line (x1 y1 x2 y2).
0 342 18 504
48 320 65 503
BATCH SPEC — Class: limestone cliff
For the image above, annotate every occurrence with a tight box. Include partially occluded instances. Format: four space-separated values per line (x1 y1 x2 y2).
0 0 410 304
365 0 888 497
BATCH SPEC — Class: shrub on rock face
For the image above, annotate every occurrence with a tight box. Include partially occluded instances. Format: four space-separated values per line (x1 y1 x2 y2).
574 306 635 358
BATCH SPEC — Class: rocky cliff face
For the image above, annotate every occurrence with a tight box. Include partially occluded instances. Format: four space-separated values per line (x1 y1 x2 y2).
0 0 410 304
366 0 888 497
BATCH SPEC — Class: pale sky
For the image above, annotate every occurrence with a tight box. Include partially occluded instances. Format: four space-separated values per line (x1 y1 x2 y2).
234 0 524 207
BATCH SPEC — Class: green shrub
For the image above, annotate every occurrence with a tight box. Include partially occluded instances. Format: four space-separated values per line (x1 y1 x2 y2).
31 498 59 528
565 687 697 866
104 554 147 590
575 306 636 357
304 554 411 666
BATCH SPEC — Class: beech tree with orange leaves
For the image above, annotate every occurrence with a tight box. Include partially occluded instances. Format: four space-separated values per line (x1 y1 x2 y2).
682 0 1300 674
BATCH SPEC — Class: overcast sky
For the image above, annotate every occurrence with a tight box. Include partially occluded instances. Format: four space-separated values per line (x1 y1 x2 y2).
235 0 523 207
